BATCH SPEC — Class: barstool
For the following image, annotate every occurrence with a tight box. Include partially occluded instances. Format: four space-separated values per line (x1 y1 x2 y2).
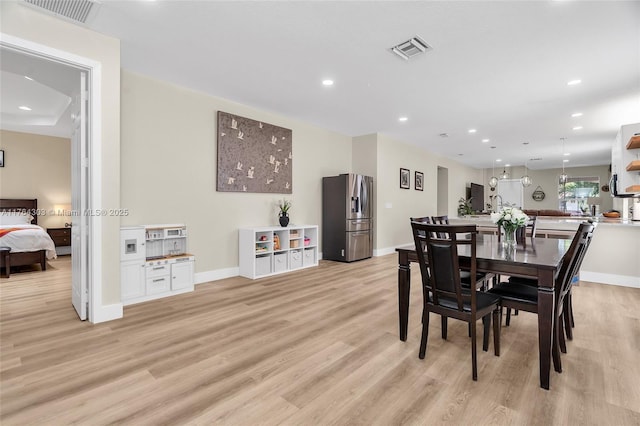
0 247 11 278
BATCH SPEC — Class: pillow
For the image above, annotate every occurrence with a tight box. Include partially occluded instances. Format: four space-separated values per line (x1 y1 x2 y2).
0 212 34 225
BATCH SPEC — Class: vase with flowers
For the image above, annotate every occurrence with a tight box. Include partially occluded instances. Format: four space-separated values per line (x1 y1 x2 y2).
278 199 291 227
491 206 529 247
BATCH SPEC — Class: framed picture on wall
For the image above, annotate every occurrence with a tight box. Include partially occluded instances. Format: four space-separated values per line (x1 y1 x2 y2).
415 171 423 191
400 168 410 189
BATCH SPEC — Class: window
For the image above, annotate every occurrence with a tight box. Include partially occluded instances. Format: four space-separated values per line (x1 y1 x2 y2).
558 176 600 214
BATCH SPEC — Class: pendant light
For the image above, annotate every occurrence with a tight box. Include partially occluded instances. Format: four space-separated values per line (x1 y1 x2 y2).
500 166 510 180
559 138 568 184
488 159 498 190
521 159 532 187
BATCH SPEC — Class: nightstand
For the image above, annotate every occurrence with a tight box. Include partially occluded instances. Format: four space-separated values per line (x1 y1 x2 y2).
47 227 71 256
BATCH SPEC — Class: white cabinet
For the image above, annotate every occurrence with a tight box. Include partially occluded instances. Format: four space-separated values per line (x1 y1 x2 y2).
171 260 194 290
612 123 640 194
120 224 195 306
121 261 145 300
239 225 319 279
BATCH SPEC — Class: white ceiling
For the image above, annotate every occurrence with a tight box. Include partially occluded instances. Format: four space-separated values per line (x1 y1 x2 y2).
4 1 640 170
0 48 79 138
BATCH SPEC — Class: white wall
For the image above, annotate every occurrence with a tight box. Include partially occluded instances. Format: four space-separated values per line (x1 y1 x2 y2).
1 1 121 307
120 71 352 274
374 133 483 253
0 130 71 229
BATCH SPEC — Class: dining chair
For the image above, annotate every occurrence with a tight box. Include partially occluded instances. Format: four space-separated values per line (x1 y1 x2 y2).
410 222 501 381
488 222 595 373
505 219 589 329
410 218 492 291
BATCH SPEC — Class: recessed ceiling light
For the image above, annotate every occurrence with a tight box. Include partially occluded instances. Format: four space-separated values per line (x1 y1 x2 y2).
563 159 570 163
439 133 449 138
564 152 571 156
523 142 530 145
322 79 334 86
496 159 502 162
573 126 583 130
571 112 583 117
18 106 32 111
567 79 582 86
398 117 408 122
482 139 490 143
490 146 496 149
468 129 477 134
505 164 511 167
24 76 33 81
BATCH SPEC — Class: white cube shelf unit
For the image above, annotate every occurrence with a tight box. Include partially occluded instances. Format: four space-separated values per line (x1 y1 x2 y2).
239 225 319 279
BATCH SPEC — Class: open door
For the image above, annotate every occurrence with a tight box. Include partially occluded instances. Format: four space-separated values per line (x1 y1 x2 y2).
71 71 89 320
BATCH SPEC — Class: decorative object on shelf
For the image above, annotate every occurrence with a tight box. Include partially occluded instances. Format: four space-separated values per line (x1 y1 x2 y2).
400 168 410 189
559 137 568 184
521 159 532 187
278 198 291 227
491 206 529 247
532 186 545 201
488 159 498 191
458 197 474 216
415 171 424 191
216 111 292 194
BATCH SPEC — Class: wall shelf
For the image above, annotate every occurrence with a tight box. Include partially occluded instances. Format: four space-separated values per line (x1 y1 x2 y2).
626 135 640 150
626 160 640 172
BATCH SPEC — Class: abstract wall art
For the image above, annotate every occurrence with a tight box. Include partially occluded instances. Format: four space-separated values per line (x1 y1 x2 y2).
216 111 292 193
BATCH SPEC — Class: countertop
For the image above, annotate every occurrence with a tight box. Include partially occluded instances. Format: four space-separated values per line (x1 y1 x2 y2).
454 215 640 229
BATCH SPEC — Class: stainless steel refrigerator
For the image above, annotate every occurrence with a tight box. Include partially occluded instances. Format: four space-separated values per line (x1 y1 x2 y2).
322 173 373 262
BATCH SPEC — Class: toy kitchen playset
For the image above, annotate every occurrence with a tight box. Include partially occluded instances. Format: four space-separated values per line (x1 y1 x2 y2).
120 224 195 305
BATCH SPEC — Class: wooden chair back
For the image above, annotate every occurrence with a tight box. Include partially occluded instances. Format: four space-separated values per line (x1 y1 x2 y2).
411 222 478 313
556 222 595 303
430 215 450 238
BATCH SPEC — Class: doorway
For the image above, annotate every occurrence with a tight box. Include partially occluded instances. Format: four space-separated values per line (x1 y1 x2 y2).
0 36 100 321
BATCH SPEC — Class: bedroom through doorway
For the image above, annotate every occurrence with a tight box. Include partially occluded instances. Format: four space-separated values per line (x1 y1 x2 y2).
0 40 95 321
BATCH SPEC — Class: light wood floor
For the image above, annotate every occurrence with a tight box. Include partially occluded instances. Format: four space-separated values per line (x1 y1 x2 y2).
1 255 639 425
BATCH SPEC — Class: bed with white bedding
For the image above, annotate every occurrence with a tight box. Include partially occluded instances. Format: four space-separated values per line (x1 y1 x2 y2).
0 224 57 260
0 199 56 273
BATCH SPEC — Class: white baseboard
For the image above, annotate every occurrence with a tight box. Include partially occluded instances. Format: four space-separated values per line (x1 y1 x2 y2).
91 303 123 323
374 243 411 257
195 267 240 285
580 271 640 288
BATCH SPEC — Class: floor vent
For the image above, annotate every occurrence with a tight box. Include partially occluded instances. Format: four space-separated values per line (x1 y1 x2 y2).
21 0 100 24
390 36 432 60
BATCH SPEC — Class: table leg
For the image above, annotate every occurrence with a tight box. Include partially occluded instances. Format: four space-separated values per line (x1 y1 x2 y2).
537 269 555 390
398 251 411 341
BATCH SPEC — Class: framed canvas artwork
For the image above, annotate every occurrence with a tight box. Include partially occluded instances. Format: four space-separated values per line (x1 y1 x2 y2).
216 111 292 193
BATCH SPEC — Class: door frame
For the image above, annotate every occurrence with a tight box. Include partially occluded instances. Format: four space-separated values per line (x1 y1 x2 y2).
1 33 103 323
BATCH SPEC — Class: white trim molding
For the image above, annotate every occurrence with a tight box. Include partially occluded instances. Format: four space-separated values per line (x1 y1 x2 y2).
580 271 640 288
92 303 123 323
1 33 106 323
195 267 240 285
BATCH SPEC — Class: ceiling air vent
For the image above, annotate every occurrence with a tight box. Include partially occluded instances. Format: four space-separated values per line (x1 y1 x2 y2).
390 36 432 61
21 0 101 25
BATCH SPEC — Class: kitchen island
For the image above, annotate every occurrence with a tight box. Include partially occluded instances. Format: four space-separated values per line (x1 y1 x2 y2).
451 215 640 288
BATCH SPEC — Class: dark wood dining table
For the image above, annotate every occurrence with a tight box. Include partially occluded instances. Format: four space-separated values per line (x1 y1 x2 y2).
396 234 571 390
